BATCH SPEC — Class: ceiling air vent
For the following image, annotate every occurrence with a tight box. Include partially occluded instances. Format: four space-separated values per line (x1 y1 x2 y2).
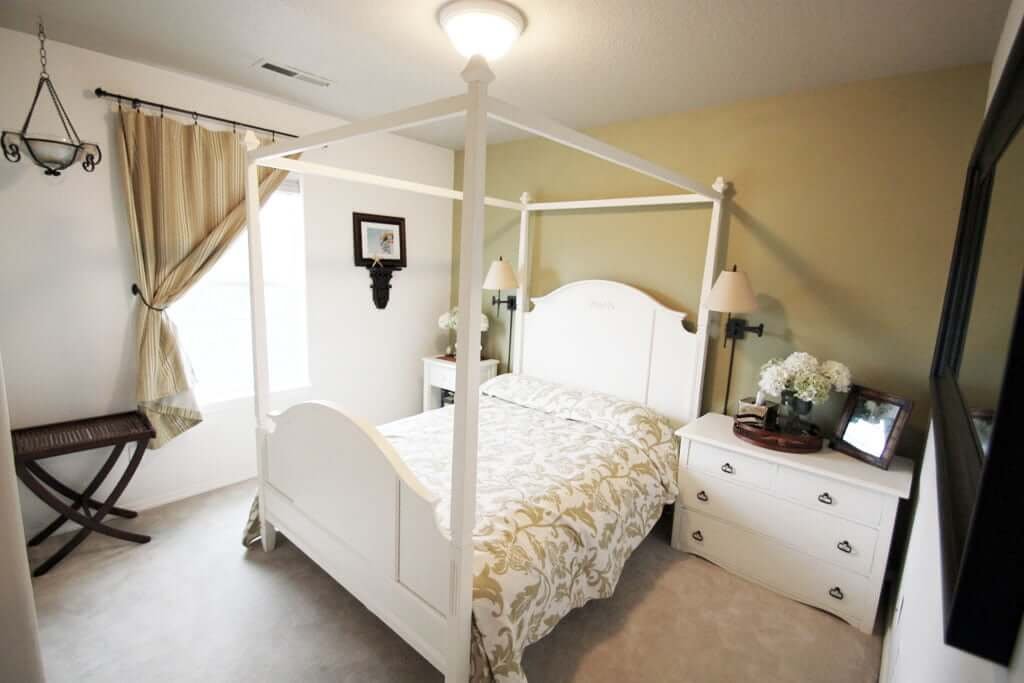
254 59 332 88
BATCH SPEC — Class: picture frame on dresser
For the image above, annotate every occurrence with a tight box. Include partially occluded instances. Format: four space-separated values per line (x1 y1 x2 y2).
929 15 1024 666
831 385 912 470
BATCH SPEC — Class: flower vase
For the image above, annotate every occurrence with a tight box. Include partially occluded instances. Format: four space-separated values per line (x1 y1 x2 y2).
779 390 814 434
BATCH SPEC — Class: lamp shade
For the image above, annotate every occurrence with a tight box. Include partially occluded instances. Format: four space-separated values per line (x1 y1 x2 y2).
483 257 518 290
706 269 758 313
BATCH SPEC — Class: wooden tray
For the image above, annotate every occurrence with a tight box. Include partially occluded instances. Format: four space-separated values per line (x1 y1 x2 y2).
732 419 824 454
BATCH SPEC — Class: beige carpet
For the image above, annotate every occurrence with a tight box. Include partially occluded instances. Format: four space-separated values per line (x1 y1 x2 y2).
29 481 881 682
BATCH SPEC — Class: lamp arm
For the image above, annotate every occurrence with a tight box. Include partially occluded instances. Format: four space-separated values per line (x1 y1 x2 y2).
725 317 764 341
488 291 518 371
720 316 765 415
507 307 515 371
492 292 517 312
724 335 737 414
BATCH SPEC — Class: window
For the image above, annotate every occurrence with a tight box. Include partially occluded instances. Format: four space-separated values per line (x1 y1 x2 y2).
170 178 310 406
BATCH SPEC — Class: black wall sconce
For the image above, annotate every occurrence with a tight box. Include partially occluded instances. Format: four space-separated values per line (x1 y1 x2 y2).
3 21 102 176
368 262 401 310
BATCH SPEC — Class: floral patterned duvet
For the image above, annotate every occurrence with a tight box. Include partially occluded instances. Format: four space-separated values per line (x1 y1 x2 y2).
378 374 679 682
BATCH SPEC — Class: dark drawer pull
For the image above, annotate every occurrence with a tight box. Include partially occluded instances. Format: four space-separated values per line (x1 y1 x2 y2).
720 463 735 475
829 586 844 600
696 490 709 502
818 492 834 505
837 540 853 554
691 530 704 542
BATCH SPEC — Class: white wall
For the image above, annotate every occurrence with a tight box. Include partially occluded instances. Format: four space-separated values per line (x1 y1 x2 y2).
300 145 454 425
0 27 454 535
882 4 1024 680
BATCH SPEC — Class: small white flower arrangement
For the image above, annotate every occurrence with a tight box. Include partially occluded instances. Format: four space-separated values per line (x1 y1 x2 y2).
438 307 490 333
758 352 851 405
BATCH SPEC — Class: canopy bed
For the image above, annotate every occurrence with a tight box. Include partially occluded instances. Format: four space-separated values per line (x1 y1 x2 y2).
243 55 728 682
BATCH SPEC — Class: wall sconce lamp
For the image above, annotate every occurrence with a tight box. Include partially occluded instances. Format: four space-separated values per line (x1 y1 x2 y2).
2 21 102 176
706 265 763 414
483 256 518 368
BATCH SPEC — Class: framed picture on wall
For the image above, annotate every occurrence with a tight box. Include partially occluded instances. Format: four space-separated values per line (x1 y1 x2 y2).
353 212 406 268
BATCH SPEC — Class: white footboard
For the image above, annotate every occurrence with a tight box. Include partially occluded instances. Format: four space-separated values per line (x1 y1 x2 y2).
260 401 453 672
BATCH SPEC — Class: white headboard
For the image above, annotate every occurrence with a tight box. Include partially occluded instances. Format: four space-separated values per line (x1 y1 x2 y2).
519 280 703 426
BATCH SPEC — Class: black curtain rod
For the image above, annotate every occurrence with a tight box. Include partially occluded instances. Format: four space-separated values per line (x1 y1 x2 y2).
93 87 298 140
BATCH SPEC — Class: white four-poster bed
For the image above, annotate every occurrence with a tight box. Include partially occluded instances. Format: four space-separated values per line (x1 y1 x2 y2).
242 56 728 682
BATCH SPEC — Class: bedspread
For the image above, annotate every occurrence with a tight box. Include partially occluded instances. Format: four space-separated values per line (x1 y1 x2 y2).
378 374 679 682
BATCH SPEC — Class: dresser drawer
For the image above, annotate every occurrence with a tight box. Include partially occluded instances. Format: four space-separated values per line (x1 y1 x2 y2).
676 509 872 627
775 466 884 527
687 441 776 490
428 363 457 392
680 470 878 576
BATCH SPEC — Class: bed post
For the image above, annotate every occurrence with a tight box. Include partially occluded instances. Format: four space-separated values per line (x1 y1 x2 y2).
243 133 276 552
447 55 493 683
512 192 532 374
691 177 730 422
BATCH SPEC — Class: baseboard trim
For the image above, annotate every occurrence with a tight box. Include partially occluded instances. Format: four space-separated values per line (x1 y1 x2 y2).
123 474 256 514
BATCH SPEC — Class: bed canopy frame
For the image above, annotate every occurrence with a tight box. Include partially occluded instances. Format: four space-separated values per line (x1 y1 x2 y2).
243 55 728 681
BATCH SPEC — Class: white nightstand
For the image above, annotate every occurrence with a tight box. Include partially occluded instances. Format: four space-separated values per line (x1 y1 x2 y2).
672 413 913 633
422 356 499 411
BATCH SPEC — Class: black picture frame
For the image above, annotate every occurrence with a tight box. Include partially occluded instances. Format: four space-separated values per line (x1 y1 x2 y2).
929 18 1024 666
352 212 407 268
832 385 913 470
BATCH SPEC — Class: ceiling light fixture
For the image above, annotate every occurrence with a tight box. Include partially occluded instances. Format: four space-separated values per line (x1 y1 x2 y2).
438 0 526 61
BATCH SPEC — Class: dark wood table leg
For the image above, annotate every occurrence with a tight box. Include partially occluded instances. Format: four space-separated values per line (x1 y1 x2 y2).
26 443 129 547
16 464 150 555
17 439 151 576
26 452 138 522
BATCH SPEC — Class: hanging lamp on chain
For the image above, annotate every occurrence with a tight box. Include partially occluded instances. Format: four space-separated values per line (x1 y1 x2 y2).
2 20 102 176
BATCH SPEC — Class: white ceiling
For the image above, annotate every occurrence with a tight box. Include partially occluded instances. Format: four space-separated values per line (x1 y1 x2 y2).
0 0 1009 149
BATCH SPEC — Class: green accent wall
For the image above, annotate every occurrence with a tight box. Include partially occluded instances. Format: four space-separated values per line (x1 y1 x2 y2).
451 64 989 456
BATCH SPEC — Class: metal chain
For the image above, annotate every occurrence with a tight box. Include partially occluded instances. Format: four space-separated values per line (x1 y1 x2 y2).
38 19 48 78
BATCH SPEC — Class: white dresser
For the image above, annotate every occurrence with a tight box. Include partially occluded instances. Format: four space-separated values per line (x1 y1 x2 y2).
672 413 914 633
422 356 500 411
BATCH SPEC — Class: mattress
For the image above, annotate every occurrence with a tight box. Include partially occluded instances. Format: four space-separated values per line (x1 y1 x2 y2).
378 374 679 683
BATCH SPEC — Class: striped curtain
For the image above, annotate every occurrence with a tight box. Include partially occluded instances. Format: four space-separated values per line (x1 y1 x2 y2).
118 109 289 447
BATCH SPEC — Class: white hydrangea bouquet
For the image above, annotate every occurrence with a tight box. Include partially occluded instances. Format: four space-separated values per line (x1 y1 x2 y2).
758 352 851 408
438 307 489 356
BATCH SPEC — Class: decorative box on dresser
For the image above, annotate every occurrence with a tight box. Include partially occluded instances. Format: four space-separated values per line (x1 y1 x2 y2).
422 356 499 411
672 413 913 633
